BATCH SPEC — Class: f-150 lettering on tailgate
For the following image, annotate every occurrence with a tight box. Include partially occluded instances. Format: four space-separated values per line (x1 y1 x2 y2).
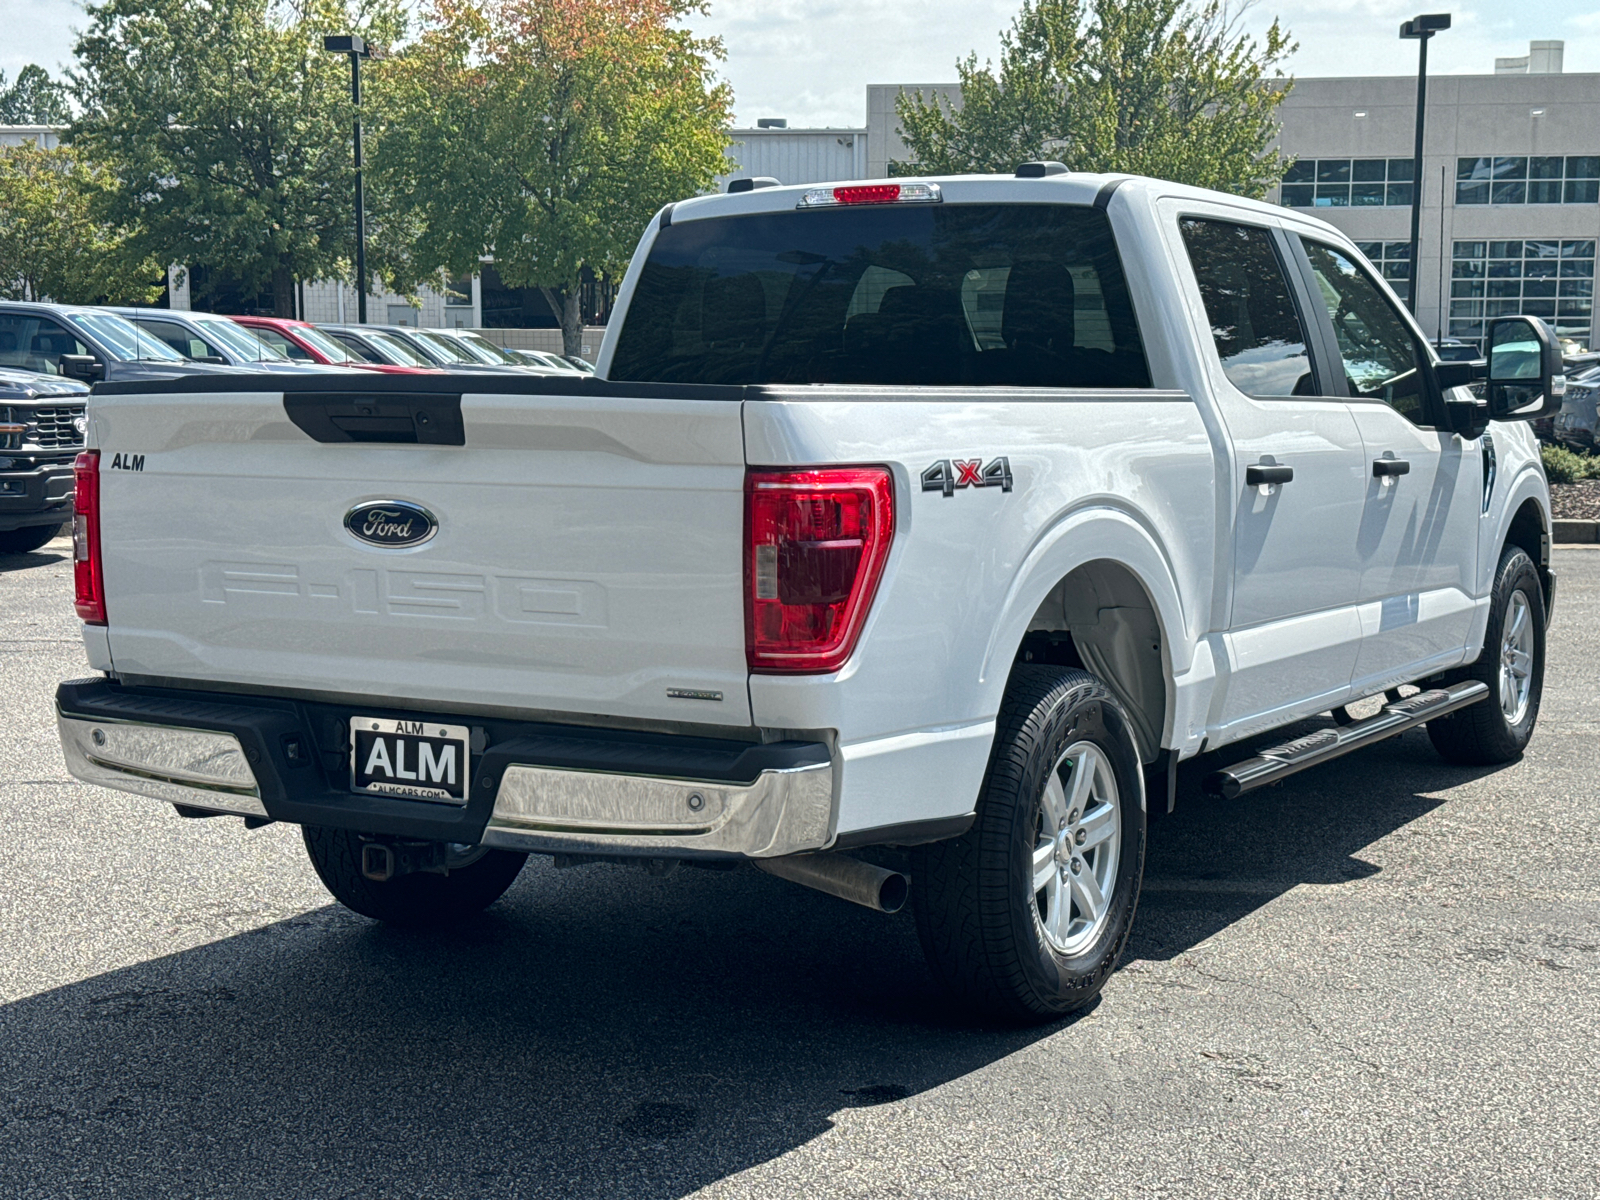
199 561 608 628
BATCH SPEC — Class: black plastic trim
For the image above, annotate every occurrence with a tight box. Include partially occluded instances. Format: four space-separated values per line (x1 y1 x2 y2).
832 813 974 849
56 678 827 844
283 392 465 445
91 372 748 402
1093 177 1130 209
660 202 676 229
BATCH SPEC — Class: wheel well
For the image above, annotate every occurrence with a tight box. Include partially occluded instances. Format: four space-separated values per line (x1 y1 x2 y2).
1505 496 1553 608
1012 560 1167 763
1505 497 1548 573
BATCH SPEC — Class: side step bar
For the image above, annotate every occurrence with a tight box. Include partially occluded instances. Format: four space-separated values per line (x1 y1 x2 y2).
1204 681 1490 800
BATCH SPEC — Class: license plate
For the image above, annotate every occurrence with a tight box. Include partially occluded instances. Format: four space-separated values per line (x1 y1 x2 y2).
350 716 471 804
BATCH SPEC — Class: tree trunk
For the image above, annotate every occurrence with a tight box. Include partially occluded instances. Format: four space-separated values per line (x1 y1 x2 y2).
272 264 294 318
541 285 585 359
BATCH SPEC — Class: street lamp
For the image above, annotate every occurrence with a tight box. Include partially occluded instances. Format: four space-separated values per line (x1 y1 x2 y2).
1400 13 1450 319
324 34 383 323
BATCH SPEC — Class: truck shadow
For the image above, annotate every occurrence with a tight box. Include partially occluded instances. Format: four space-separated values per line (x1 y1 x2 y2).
0 725 1501 1198
0 545 67 573
1130 721 1504 961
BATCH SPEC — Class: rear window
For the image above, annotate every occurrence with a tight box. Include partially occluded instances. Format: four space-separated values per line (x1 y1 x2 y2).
609 204 1151 388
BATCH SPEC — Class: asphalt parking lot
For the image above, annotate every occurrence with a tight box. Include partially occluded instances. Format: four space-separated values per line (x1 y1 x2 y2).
1 533 1596 1199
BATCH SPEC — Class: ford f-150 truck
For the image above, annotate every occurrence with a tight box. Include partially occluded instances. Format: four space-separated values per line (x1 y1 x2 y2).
56 169 1560 1023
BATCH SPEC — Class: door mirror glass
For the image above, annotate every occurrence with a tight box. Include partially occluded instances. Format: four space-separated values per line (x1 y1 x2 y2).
1485 315 1563 420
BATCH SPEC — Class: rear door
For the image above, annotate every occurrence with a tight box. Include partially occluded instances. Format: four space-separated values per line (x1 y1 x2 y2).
1173 212 1368 735
96 383 754 725
1292 237 1480 689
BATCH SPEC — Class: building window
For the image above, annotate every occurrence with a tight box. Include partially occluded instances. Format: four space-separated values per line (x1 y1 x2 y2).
1448 239 1594 348
1354 241 1412 303
1280 158 1414 208
1455 156 1600 205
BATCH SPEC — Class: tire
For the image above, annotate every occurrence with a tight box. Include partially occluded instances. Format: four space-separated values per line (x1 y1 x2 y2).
1427 545 1546 766
302 826 527 927
912 666 1147 1024
0 524 64 555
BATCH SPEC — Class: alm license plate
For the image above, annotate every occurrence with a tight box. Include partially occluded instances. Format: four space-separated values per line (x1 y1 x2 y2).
350 716 471 804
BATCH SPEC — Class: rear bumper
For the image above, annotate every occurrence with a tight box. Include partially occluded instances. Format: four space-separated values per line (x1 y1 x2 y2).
0 456 74 532
55 678 834 858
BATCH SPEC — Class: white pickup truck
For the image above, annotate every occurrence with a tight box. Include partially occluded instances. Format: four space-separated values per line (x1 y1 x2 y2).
58 169 1561 1023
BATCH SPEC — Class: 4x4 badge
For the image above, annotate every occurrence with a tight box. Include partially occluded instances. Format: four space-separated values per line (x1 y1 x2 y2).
921 457 1013 497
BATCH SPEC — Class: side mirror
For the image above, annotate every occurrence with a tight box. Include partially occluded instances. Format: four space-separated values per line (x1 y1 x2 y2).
58 354 106 383
194 355 228 365
1485 315 1564 421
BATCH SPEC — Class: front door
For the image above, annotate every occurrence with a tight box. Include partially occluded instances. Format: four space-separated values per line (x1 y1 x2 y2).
1296 238 1481 691
1173 213 1369 740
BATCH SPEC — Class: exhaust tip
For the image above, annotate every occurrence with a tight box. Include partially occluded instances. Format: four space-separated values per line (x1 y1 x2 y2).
877 872 909 914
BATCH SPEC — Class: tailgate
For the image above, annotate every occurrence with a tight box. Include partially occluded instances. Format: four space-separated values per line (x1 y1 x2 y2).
93 385 753 726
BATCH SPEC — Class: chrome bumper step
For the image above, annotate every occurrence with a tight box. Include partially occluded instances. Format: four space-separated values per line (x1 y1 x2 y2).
1203 680 1490 800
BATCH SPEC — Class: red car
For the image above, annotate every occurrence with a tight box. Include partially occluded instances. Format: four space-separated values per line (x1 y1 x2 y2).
230 316 442 374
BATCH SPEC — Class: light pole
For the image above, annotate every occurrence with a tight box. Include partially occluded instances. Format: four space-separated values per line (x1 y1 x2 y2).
1400 14 1450 319
324 35 382 323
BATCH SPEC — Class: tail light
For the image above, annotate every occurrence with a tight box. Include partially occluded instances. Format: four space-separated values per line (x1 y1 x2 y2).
73 450 105 624
745 467 894 673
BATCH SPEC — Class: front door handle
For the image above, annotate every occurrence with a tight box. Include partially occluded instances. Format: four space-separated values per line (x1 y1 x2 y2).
1372 458 1411 477
1245 464 1294 486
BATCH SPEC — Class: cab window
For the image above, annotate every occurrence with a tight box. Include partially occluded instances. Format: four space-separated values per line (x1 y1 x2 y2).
1179 218 1316 398
0 315 90 374
610 204 1151 388
1300 239 1430 424
137 319 216 360
254 329 310 360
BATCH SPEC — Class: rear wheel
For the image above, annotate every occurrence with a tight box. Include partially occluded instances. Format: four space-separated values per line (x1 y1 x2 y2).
912 667 1146 1024
0 524 64 555
1427 545 1545 765
302 826 527 926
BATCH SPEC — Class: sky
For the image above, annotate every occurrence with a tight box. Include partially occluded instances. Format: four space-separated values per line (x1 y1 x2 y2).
4 0 1599 128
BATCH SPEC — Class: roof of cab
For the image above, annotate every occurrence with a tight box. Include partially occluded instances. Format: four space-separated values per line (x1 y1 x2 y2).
667 170 1342 240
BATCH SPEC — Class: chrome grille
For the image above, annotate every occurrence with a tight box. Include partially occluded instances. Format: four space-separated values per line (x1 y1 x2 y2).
17 405 87 450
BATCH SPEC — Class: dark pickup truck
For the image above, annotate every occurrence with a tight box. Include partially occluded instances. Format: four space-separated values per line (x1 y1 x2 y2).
0 367 89 554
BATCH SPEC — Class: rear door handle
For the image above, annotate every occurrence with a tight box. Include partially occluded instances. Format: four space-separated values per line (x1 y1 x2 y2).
1372 458 1411 477
1245 464 1294 486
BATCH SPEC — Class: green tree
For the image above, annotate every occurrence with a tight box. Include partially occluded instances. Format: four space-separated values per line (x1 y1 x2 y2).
0 141 163 303
0 65 73 124
896 0 1294 197
70 0 408 316
375 0 733 355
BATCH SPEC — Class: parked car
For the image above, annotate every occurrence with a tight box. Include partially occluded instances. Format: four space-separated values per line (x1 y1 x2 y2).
1553 364 1600 451
58 169 1558 1025
102 308 353 373
230 316 441 375
0 367 88 554
0 301 245 384
1433 338 1480 363
318 324 471 371
427 328 580 374
374 324 531 374
560 354 597 374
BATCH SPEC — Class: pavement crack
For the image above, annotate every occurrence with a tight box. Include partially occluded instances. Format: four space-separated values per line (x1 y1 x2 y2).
1184 964 1386 1077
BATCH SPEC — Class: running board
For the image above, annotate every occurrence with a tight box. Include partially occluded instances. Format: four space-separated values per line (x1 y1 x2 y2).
1204 681 1490 800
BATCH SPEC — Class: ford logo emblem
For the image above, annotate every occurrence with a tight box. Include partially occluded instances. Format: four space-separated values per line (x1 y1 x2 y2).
344 500 438 548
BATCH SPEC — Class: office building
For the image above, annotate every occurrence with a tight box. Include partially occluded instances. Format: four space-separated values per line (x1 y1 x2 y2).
722 41 1597 350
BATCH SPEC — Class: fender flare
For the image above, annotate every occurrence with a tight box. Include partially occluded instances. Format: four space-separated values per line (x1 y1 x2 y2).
1492 465 1551 574
1468 465 1551 649
979 502 1192 748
